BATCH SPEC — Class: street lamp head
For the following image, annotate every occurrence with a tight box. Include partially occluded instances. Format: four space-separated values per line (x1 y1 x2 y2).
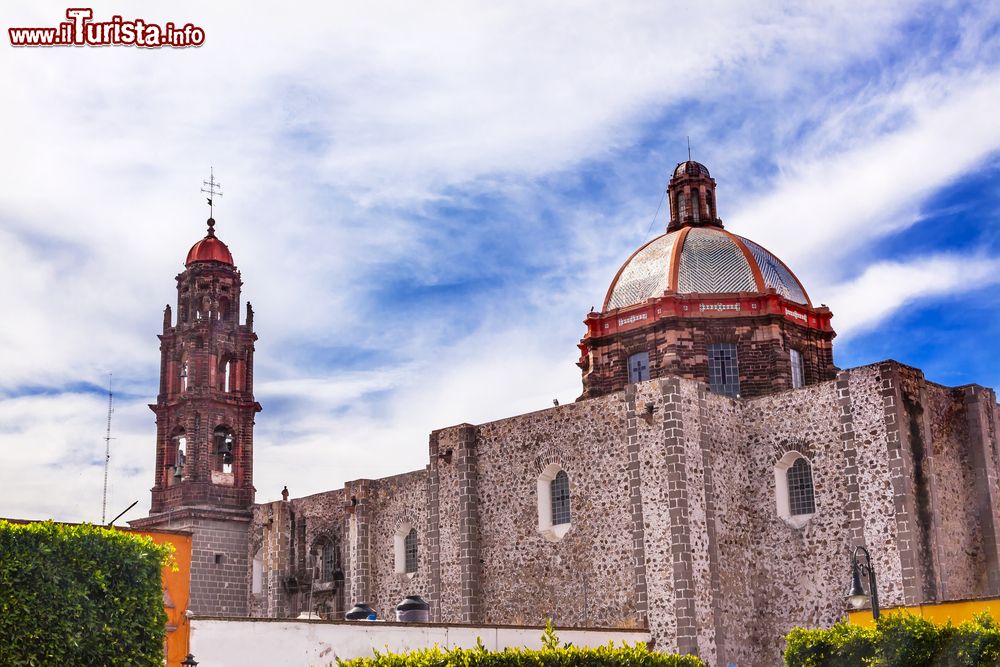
181 654 199 667
846 562 867 609
846 545 880 619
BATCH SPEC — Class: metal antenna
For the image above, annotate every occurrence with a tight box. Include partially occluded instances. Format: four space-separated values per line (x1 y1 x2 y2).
687 136 691 161
200 167 223 218
101 373 114 524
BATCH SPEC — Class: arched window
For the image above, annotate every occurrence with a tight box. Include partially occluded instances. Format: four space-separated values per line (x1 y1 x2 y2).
790 348 804 389
214 426 235 474
676 192 687 220
774 452 816 528
219 358 234 393
171 431 187 483
787 458 816 516
551 470 571 526
394 525 418 576
706 191 715 218
313 537 340 581
537 464 572 542
404 528 418 574
690 191 700 222
180 361 189 392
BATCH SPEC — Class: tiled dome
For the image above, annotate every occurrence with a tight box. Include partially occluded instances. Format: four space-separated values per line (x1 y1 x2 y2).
603 226 810 310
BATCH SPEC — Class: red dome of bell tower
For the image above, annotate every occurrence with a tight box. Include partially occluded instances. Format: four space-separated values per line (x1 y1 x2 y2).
185 218 234 266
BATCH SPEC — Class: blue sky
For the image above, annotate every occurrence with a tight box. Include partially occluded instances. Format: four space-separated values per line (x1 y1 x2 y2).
1 1 999 522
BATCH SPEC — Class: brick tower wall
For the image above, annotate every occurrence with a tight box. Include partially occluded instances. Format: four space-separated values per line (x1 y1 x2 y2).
581 314 835 400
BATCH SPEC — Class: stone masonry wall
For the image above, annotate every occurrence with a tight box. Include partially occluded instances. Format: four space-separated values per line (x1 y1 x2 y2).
922 381 985 600
474 393 640 629
241 359 998 667
367 469 430 620
188 516 251 616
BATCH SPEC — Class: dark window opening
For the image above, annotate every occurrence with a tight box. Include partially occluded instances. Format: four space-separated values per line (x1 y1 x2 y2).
404 528 418 574
214 426 235 474
551 470 571 526
708 343 740 397
790 348 804 389
788 457 816 516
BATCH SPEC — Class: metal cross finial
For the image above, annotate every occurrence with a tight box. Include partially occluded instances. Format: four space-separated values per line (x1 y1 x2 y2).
200 167 223 218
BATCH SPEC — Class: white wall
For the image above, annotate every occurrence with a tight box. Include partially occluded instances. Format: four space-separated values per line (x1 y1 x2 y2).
190 618 651 667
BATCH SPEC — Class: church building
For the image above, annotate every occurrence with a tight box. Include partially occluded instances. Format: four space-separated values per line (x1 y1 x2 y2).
132 162 1000 666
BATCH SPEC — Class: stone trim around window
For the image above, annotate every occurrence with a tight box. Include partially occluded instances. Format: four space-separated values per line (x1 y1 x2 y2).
393 524 417 578
774 451 817 529
537 463 572 542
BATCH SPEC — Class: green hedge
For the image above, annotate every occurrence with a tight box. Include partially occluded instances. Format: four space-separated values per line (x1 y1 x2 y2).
785 612 1000 666
0 520 173 667
335 621 706 666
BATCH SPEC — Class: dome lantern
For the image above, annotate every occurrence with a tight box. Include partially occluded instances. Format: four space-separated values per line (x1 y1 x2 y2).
667 160 722 232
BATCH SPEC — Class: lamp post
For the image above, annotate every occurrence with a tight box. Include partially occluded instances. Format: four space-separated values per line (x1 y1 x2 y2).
181 654 199 667
846 545 879 620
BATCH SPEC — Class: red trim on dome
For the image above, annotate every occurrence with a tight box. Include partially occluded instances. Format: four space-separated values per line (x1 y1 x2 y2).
667 226 692 294
724 230 766 293
737 235 812 308
185 237 234 267
583 292 834 344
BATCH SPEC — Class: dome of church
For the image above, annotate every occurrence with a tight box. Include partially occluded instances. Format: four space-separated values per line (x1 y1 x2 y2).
185 218 234 267
603 226 810 310
673 160 711 178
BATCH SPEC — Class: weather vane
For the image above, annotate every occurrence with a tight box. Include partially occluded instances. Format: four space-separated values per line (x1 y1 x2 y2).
201 167 223 218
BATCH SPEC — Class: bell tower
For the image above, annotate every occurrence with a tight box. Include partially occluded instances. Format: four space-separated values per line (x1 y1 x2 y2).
149 216 260 513
132 206 261 617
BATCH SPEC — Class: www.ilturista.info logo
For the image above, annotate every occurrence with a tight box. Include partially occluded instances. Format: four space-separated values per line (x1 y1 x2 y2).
9 8 205 48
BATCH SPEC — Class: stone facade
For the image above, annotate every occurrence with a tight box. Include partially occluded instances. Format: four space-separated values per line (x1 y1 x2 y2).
245 360 1000 666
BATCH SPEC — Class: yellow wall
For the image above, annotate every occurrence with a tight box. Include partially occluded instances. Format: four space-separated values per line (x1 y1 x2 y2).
849 597 1000 627
127 528 193 667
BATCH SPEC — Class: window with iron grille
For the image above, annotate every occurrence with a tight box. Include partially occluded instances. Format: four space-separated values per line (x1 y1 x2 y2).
321 540 339 580
790 348 804 389
551 470 571 526
708 343 740 397
628 351 650 383
787 457 816 516
404 528 418 574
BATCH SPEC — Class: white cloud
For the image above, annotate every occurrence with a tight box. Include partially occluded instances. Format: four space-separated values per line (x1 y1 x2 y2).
823 255 1000 337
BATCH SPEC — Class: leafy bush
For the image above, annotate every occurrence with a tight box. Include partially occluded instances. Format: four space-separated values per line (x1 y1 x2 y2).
335 620 706 666
0 520 173 667
784 612 1000 667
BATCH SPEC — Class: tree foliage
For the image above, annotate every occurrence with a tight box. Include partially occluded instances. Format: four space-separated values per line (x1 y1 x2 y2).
0 520 173 667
